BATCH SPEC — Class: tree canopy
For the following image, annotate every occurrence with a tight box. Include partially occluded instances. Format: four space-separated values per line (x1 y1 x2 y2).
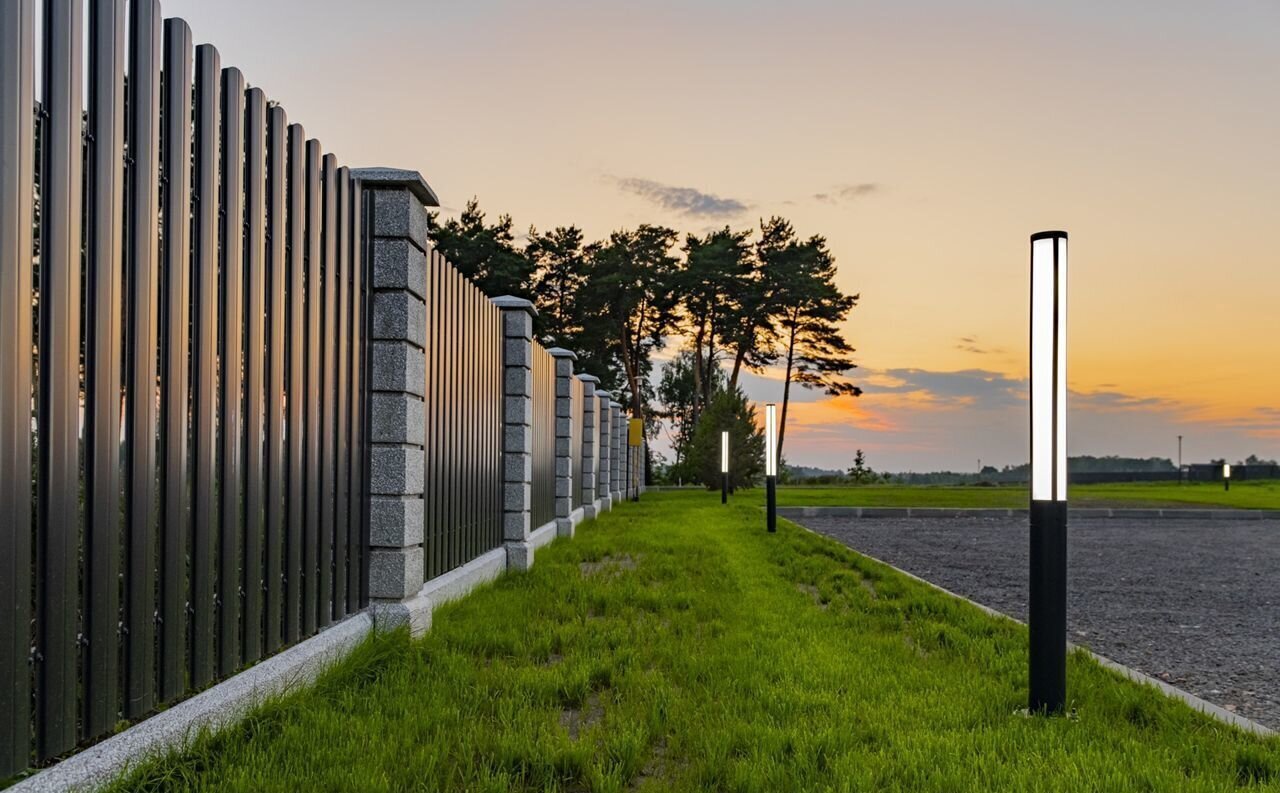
426 200 862 485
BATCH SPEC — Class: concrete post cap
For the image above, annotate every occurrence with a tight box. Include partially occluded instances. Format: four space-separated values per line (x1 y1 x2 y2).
546 347 578 360
576 373 600 384
490 295 539 316
350 167 440 207
594 390 612 400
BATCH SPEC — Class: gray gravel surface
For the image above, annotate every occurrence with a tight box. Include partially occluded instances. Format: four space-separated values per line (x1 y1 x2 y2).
797 515 1280 729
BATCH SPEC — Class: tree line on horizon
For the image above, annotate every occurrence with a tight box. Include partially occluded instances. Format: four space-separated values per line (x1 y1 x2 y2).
427 199 863 486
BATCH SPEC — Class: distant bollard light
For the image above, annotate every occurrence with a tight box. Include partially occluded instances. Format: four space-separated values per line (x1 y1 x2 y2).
721 431 729 504
1224 463 1231 492
765 404 778 532
1029 230 1068 715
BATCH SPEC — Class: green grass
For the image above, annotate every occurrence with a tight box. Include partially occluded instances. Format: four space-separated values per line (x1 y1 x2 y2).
106 492 1279 792
768 481 1280 510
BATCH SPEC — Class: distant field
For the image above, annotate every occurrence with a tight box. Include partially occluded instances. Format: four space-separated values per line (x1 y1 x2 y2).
762 481 1280 510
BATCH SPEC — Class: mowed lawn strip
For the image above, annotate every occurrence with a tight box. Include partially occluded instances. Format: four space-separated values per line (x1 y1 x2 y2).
106 492 1280 793
767 481 1280 510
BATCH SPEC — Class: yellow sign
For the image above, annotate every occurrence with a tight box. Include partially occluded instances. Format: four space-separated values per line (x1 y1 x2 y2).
628 418 643 447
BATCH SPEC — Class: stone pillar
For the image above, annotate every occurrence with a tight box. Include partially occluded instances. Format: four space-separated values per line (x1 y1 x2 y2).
548 348 577 538
596 390 612 513
610 401 623 502
355 168 439 635
494 295 538 571
577 374 599 519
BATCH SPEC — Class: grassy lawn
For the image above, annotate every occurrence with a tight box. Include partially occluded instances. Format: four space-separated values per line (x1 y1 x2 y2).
107 492 1278 792
767 481 1280 510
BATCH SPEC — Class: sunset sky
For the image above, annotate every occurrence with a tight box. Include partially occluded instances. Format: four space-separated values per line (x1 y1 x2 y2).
166 0 1279 471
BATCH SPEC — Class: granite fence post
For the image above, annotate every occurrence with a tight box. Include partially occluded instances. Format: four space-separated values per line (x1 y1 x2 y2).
610 401 623 502
596 390 613 513
548 348 579 538
494 295 538 571
353 168 439 635
578 375 600 519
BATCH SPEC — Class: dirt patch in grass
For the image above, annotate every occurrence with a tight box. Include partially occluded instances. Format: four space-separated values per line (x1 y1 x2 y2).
580 554 639 579
629 738 672 790
859 576 879 599
559 692 605 741
796 583 829 610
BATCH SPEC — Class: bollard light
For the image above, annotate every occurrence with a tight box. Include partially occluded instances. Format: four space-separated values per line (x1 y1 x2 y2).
1224 463 1231 492
765 404 778 532
721 430 729 504
1029 229 1068 715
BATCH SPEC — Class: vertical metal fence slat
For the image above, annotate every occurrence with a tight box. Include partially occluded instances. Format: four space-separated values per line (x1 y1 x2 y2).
302 139 320 637
36 0 84 759
358 184 371 606
242 87 267 665
318 153 337 626
332 167 348 618
284 124 305 643
423 251 436 579
123 0 161 723
345 173 360 611
347 177 363 611
446 257 454 570
0 0 35 774
458 281 468 560
427 251 437 575
264 106 287 653
217 66 245 678
189 43 221 690
82 0 125 742
448 267 459 570
159 17 193 705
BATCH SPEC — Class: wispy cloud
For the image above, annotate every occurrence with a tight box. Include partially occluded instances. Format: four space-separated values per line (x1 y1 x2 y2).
612 176 748 217
954 335 1004 355
813 183 880 204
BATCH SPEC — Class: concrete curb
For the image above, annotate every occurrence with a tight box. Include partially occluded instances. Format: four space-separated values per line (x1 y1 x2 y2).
13 613 376 793
786 518 1275 737
778 506 1280 520
421 547 508 610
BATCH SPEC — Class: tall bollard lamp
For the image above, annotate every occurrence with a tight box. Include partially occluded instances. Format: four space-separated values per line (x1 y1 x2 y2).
1029 230 1068 714
721 431 730 504
1224 463 1231 492
766 403 778 532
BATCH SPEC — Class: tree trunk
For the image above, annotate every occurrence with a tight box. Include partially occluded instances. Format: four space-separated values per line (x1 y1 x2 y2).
776 315 799 465
729 346 745 389
691 325 705 424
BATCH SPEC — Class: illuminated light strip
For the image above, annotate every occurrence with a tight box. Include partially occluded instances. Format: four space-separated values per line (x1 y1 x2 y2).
1031 231 1067 502
765 404 777 477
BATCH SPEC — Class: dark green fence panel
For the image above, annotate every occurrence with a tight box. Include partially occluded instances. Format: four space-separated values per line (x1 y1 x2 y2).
0 2 372 774
531 343 556 529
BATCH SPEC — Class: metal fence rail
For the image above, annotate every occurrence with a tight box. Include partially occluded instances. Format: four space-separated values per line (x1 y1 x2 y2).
0 0 369 774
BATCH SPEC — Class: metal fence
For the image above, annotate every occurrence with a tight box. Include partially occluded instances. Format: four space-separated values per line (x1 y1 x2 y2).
422 248 503 580
570 377 585 509
0 0 368 773
531 342 557 529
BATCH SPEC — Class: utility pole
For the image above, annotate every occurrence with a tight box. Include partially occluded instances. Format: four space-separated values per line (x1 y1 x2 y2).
1178 435 1183 484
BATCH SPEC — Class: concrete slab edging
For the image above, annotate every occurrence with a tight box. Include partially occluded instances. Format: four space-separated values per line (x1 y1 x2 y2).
778 506 1280 521
13 613 376 793
786 519 1275 737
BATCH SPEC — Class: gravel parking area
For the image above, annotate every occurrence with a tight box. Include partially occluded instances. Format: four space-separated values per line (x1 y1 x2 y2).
796 514 1280 729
